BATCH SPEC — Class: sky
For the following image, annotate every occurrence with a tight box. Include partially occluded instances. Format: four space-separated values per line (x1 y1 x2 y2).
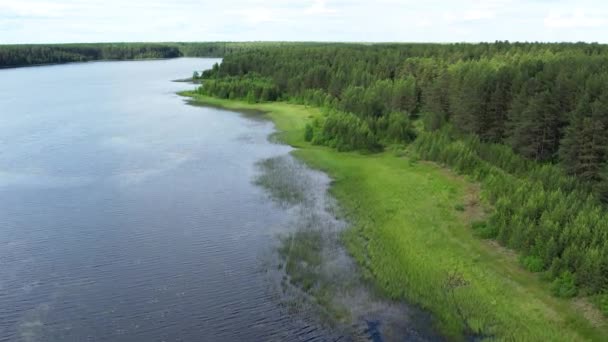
1 0 607 44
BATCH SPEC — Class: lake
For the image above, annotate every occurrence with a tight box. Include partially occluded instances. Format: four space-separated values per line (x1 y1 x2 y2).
0 58 438 342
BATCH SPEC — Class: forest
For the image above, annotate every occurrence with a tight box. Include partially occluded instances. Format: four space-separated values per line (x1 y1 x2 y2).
0 43 182 68
0 42 325 68
195 42 608 315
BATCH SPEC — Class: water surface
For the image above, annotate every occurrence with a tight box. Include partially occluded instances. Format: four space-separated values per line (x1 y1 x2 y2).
0 58 439 342
0 58 328 341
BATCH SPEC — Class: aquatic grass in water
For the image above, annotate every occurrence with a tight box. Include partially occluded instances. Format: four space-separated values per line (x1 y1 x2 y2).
254 156 312 207
255 154 439 340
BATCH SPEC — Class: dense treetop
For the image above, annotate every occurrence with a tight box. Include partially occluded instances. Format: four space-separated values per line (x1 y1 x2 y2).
200 42 608 190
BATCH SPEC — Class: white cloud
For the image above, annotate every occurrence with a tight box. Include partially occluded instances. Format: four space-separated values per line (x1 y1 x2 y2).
544 9 607 29
305 0 337 15
1 0 608 43
414 17 433 28
238 8 279 24
0 0 68 17
463 9 495 21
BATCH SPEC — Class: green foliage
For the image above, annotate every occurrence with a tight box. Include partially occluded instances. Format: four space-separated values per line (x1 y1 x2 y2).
412 128 608 295
197 74 279 103
423 111 448 132
597 171 608 204
592 293 608 317
471 221 497 239
313 109 380 152
204 42 608 196
194 42 608 300
0 43 182 67
304 123 314 142
520 255 545 273
551 271 578 298
0 42 304 68
561 115 608 182
382 112 417 143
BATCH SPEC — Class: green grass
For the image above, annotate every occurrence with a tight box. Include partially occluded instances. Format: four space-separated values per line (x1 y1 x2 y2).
182 93 608 341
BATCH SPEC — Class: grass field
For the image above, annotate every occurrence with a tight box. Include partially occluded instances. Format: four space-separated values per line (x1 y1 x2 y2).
180 92 608 341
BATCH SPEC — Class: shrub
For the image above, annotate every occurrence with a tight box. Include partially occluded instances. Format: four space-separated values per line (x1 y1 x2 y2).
551 271 578 298
520 255 545 273
592 293 608 317
471 221 498 239
304 123 314 142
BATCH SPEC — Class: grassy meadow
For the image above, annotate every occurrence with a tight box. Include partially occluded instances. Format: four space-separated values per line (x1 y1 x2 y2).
180 92 608 341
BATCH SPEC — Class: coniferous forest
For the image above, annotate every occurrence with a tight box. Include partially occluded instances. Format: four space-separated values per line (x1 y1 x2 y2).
195 42 608 312
0 42 315 68
0 43 181 67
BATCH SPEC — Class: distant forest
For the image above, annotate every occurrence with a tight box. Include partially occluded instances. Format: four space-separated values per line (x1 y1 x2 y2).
196 42 608 309
0 42 319 68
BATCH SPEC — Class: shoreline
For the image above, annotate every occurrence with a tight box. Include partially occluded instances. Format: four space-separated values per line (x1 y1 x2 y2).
179 91 608 341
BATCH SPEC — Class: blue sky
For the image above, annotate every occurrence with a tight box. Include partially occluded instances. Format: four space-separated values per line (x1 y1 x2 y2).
1 0 607 44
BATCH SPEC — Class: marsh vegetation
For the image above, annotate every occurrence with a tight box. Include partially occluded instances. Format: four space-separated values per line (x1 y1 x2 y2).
255 155 442 341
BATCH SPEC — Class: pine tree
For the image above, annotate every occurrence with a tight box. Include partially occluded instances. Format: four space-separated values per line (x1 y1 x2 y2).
596 164 608 203
561 95 608 182
509 90 562 162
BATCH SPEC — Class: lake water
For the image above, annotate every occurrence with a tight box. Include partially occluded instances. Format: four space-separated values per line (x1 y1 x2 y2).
0 58 439 342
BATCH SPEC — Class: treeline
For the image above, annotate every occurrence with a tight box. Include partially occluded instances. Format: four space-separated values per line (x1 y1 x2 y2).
0 42 333 68
197 42 608 312
0 43 182 68
179 41 324 58
195 73 279 102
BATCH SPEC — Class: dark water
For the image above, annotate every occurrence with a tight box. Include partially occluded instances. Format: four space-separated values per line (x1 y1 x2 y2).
0 58 440 342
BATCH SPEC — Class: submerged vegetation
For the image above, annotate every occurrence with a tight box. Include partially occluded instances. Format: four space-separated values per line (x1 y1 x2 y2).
254 154 440 340
255 157 310 206
256 156 352 329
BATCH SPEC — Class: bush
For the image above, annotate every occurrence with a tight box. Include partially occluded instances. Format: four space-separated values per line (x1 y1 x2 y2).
304 123 314 142
385 112 417 143
314 109 380 152
520 255 545 273
551 271 578 298
471 221 498 239
423 111 447 131
592 293 608 317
